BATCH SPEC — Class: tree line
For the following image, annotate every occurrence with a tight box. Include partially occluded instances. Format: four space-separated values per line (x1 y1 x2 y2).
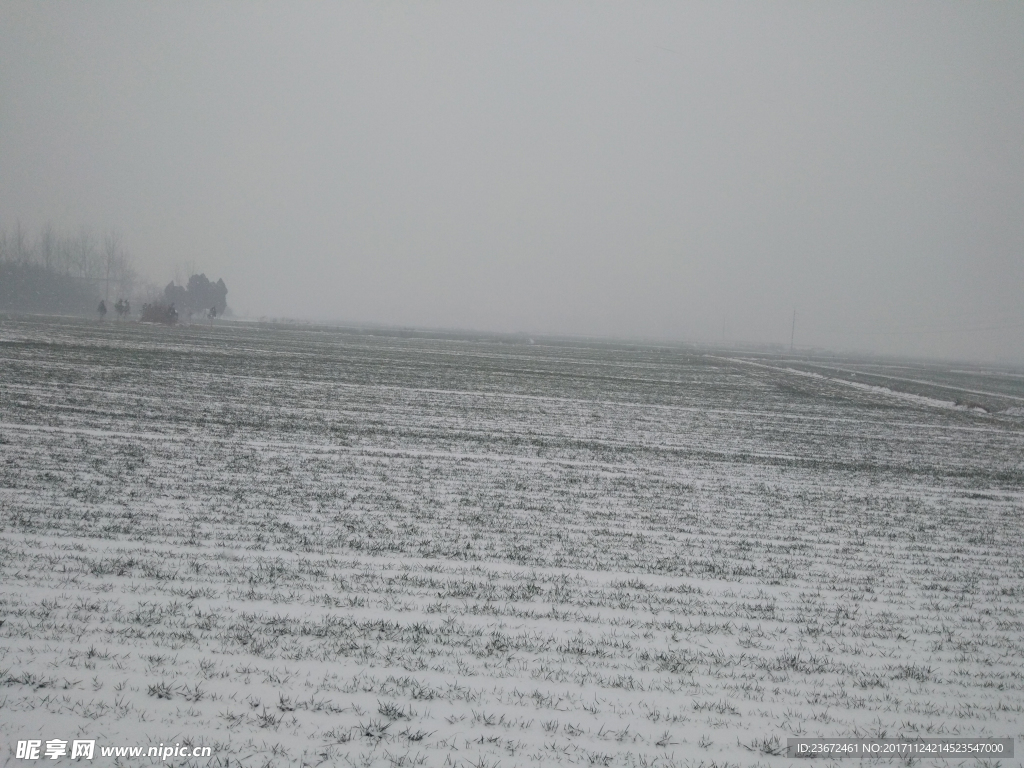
0 220 139 314
0 220 139 298
1 220 231 322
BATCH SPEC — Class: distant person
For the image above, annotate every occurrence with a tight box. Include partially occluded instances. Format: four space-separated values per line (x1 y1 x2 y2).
208 306 217 322
97 300 107 320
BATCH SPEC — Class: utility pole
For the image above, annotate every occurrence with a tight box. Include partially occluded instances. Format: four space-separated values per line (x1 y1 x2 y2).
790 309 796 354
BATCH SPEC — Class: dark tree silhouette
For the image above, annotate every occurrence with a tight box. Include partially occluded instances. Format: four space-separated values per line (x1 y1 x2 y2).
163 273 229 318
0 262 100 315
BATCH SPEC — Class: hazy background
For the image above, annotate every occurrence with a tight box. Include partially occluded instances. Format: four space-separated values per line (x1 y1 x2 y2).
2 2 1022 362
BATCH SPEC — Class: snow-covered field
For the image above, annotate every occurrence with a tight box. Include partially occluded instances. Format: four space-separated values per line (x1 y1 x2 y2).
2 315 1023 767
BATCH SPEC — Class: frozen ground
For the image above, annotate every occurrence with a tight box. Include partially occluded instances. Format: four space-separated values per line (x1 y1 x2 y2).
1 315 1023 767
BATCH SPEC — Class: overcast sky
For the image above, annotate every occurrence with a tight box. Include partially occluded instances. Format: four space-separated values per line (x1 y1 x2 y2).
2 3 1022 362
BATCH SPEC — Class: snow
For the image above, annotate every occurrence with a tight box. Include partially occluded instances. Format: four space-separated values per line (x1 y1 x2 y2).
2 315 1023 767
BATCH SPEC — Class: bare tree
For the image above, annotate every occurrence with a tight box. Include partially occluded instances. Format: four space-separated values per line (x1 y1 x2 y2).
75 227 96 280
13 219 31 263
115 250 137 301
103 229 122 302
40 223 56 270
56 233 74 275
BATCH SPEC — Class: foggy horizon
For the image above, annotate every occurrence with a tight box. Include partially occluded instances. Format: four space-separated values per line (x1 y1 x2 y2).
2 3 1023 364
